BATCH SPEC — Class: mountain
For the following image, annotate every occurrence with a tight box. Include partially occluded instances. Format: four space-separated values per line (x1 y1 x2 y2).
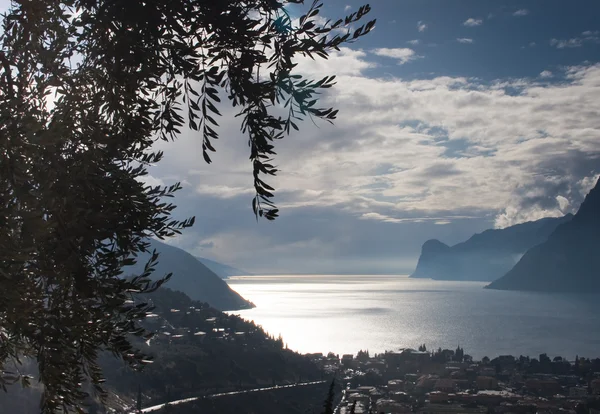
104 288 322 410
487 178 600 292
123 239 254 310
1 287 323 414
194 256 252 278
410 215 573 282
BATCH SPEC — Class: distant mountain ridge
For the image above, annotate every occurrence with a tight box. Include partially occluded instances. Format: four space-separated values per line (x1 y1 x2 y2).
487 178 600 292
410 215 573 282
122 239 253 311
194 256 252 279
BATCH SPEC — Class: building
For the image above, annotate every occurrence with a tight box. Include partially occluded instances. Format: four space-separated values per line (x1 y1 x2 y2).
416 375 438 393
569 387 588 398
385 349 431 369
592 379 600 395
525 379 562 396
347 393 370 405
376 399 412 413
356 386 376 394
388 379 405 391
428 391 448 403
479 367 496 377
390 391 411 403
405 373 420 383
476 376 498 390
418 403 487 413
473 390 519 406
342 354 354 364
434 379 456 393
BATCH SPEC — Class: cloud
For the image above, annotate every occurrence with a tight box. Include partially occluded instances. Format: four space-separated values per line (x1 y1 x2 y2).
578 173 600 196
463 18 483 27
296 47 376 76
148 49 600 272
344 4 351 12
196 185 255 199
513 9 529 17
360 212 477 224
550 32 600 49
417 21 428 32
540 70 553 78
457 38 474 44
493 171 591 228
407 39 420 46
550 38 583 49
371 48 421 65
137 174 165 188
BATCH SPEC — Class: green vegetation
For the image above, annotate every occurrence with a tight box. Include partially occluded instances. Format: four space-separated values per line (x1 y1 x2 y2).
0 0 374 411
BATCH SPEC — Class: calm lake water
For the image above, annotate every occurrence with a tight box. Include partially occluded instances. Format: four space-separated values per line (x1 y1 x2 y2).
226 275 600 359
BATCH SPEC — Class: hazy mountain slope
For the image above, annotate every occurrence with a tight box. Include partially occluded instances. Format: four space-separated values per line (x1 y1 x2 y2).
123 239 253 310
487 178 600 292
194 256 252 278
410 215 572 282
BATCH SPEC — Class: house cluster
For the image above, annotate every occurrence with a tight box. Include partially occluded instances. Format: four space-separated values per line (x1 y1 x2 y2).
142 306 253 343
308 348 600 414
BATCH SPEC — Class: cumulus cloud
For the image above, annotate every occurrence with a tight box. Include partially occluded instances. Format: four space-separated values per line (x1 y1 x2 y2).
463 18 483 27
344 4 351 11
407 39 420 46
417 21 428 32
371 48 421 65
457 38 474 44
297 47 376 76
513 9 529 17
540 70 553 78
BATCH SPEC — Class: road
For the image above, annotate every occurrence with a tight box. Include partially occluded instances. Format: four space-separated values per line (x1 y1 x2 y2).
129 380 327 413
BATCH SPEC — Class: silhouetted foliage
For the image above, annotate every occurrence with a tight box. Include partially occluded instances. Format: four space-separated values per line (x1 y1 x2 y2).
136 385 142 413
322 378 336 414
356 349 370 362
0 0 375 412
453 346 464 362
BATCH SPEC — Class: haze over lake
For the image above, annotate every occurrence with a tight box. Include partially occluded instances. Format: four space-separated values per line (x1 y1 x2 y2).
227 275 600 359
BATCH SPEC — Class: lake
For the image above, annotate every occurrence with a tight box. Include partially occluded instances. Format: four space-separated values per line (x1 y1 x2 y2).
226 275 600 359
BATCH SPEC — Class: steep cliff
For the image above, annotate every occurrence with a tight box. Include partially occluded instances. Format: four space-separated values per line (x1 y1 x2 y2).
487 178 600 292
411 215 572 281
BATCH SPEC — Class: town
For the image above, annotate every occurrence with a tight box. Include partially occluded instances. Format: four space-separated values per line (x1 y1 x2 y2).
308 347 600 414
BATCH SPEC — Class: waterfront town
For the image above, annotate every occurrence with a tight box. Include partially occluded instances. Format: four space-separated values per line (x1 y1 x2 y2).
307 347 600 414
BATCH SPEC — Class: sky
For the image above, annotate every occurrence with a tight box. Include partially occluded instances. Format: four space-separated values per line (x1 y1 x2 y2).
146 0 600 275
10 0 600 274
